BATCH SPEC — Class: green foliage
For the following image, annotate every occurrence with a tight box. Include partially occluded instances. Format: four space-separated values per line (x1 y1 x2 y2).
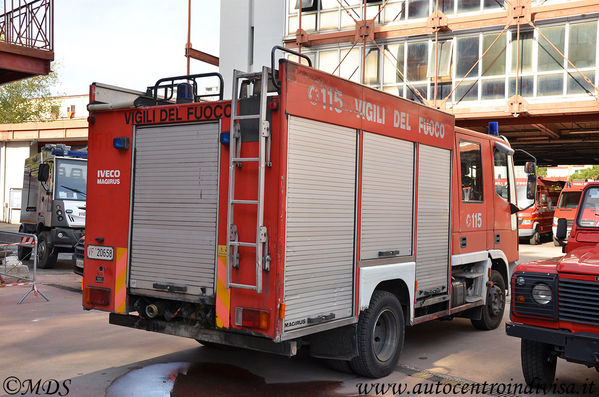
570 165 599 181
0 71 59 123
537 166 547 177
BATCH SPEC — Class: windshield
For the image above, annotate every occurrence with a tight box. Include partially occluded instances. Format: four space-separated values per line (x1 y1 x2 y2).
54 158 87 201
516 185 534 208
557 191 582 209
578 187 599 228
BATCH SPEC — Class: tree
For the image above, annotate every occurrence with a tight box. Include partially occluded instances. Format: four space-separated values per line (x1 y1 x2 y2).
537 166 548 177
0 70 59 123
570 165 599 181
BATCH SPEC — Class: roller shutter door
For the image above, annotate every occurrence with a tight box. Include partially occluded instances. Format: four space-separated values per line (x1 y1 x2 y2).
129 122 219 298
361 132 414 260
283 116 357 332
416 144 451 296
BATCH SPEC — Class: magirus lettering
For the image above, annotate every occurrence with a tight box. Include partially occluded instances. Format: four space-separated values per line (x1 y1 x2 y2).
284 319 306 327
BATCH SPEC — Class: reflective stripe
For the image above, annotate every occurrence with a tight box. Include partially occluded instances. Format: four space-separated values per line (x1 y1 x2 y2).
215 247 230 328
114 248 127 313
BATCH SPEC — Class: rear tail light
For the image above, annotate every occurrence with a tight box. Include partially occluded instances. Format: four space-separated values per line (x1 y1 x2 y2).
235 307 269 330
84 287 111 306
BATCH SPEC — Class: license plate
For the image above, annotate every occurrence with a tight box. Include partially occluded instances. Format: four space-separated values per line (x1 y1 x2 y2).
87 245 114 261
76 258 84 267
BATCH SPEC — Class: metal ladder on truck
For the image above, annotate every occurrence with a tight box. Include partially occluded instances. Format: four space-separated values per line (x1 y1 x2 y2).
226 66 271 293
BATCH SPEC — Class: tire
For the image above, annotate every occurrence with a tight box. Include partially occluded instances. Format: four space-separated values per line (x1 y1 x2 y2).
37 231 57 269
471 270 506 330
521 339 557 387
350 290 404 378
529 227 541 245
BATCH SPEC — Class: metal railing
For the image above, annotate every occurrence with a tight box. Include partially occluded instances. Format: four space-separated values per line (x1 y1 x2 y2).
0 0 53 51
0 231 49 303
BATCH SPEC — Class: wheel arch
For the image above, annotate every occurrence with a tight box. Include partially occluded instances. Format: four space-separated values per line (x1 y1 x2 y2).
359 262 415 325
488 250 511 294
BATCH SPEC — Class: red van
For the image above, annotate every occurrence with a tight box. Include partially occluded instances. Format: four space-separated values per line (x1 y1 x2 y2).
551 181 587 245
517 177 563 244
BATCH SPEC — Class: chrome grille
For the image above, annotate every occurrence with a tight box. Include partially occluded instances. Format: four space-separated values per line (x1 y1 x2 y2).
559 278 599 326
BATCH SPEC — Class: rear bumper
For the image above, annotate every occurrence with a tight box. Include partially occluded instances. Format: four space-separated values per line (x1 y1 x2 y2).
506 322 599 366
109 313 298 357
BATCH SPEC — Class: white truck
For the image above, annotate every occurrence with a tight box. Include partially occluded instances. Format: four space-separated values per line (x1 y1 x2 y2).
19 144 87 268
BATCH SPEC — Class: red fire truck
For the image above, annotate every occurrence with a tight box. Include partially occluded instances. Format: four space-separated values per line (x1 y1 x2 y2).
552 181 588 245
516 177 563 245
507 181 599 387
83 48 531 378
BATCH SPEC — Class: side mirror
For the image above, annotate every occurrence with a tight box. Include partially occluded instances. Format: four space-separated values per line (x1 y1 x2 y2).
525 161 536 175
556 218 568 240
37 164 49 182
526 174 536 200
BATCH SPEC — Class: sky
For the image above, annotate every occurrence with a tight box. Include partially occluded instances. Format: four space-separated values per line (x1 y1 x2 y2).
53 0 220 95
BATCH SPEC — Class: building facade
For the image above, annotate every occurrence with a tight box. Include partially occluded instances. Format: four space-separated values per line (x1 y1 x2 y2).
220 0 599 164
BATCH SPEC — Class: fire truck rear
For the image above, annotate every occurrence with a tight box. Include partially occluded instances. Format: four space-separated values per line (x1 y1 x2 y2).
83 49 530 378
507 181 599 387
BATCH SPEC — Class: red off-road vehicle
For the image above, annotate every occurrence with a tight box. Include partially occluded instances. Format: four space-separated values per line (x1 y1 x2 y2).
507 181 599 386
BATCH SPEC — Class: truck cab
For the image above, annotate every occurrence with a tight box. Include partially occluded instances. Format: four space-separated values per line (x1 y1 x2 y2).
507 181 599 387
551 181 586 245
19 144 87 268
516 177 563 245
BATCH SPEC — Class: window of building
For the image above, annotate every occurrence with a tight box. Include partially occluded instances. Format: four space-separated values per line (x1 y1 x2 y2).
383 43 405 85
427 40 453 79
408 0 429 19
340 48 362 82
508 76 534 96
482 33 506 76
460 140 483 202
407 42 428 81
569 21 597 69
483 0 503 10
567 71 596 95
458 0 480 13
456 36 479 78
365 48 380 85
537 73 563 96
318 49 339 75
537 25 565 72
511 31 533 74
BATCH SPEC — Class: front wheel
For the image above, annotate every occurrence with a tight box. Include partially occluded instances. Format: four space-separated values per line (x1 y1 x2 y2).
37 231 57 269
529 227 541 245
471 270 505 330
521 339 557 387
350 290 404 378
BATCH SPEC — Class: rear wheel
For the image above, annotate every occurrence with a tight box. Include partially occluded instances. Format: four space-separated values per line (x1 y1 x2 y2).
350 290 404 378
471 270 505 330
521 339 557 387
37 231 57 269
